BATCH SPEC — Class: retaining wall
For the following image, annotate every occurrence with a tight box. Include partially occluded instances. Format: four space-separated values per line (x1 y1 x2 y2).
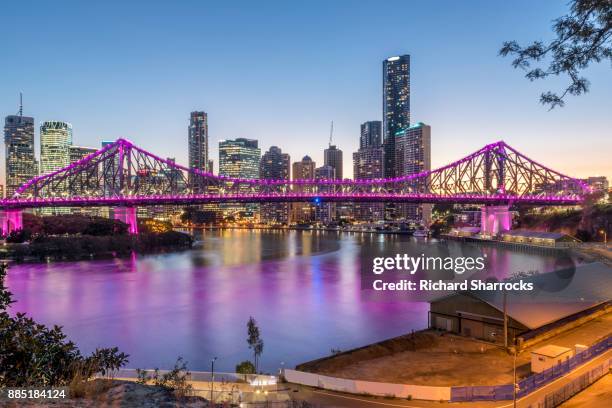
283 369 450 401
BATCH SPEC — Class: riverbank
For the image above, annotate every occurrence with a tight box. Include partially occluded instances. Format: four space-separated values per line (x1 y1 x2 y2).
0 231 193 263
296 312 612 386
0 379 211 408
571 244 612 266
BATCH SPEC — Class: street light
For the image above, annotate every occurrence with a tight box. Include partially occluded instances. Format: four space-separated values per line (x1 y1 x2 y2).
513 346 520 408
210 356 217 404
599 229 607 245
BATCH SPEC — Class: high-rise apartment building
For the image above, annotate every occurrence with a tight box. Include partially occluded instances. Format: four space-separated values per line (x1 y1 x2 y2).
260 146 290 224
383 55 410 178
40 121 73 175
4 106 37 198
188 111 209 192
291 156 316 223
324 145 343 180
219 138 261 218
353 146 385 222
360 121 382 149
395 122 431 224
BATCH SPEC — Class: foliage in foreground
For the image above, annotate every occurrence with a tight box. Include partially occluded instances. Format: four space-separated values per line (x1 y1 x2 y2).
247 316 264 372
135 356 193 398
500 0 611 108
0 263 129 386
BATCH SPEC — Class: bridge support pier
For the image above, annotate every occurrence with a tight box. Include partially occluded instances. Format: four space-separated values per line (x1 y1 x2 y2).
0 209 24 237
113 207 139 235
480 205 511 236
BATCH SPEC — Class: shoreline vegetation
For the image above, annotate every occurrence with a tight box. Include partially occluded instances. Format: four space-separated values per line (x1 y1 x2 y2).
0 214 193 263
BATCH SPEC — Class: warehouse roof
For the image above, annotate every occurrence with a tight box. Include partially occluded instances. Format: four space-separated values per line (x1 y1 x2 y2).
432 262 611 330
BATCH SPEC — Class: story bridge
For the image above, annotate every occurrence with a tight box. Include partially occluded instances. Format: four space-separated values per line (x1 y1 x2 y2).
0 138 589 235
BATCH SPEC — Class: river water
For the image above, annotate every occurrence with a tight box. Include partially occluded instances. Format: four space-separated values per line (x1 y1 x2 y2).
5 230 580 372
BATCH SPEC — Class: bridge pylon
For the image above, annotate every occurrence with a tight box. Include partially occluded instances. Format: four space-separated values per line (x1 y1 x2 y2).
113 207 138 235
0 209 23 237
480 205 511 237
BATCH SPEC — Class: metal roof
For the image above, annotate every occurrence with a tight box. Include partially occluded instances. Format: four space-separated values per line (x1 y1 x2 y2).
468 262 611 329
531 345 572 358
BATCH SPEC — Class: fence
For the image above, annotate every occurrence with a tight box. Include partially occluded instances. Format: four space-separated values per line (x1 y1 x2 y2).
451 335 612 402
111 368 278 386
525 358 610 408
283 369 450 401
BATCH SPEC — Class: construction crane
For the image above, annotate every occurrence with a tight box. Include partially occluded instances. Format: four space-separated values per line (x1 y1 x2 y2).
328 121 334 147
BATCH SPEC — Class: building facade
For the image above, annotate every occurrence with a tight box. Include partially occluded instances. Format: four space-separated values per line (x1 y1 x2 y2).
360 121 382 149
260 146 290 224
383 54 410 178
188 111 209 192
69 145 98 194
315 165 336 224
4 113 37 198
353 146 385 222
585 176 609 194
395 122 431 224
323 145 343 180
40 121 73 176
219 138 261 219
291 156 316 223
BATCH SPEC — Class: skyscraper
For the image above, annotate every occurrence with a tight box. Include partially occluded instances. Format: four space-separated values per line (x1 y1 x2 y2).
69 145 97 163
353 146 385 222
291 156 316 223
219 138 261 218
324 145 343 180
395 122 431 224
219 138 261 179
383 55 410 178
360 121 382 149
315 165 335 224
39 121 72 214
69 145 98 193
260 146 290 224
40 121 73 176
4 100 37 198
188 111 209 192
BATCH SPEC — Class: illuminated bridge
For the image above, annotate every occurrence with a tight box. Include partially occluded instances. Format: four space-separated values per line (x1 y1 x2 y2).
0 138 589 235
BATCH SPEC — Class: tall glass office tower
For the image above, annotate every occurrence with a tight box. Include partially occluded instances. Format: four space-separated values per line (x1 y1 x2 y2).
219 138 261 219
40 121 73 176
4 99 37 197
383 55 410 178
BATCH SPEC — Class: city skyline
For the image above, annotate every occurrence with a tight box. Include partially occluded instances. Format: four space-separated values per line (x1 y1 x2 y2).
1 1 610 186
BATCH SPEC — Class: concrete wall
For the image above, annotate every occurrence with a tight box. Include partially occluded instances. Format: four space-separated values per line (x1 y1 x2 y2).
284 369 450 401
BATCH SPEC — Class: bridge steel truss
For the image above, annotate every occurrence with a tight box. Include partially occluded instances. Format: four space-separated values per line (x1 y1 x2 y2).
3 138 588 209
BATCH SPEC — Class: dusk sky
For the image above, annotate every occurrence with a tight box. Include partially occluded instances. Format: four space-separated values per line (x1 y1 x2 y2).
1 0 610 184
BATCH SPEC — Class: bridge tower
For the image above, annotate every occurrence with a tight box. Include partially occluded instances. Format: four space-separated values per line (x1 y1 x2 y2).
0 209 23 236
480 205 511 237
113 207 139 235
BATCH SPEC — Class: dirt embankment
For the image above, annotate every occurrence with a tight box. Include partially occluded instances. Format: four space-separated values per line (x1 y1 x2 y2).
297 331 440 373
0 380 210 408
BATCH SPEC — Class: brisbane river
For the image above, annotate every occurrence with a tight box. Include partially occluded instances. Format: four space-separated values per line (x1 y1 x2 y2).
6 230 580 373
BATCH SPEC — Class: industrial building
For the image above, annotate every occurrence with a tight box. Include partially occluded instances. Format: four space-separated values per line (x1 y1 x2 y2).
429 262 611 345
